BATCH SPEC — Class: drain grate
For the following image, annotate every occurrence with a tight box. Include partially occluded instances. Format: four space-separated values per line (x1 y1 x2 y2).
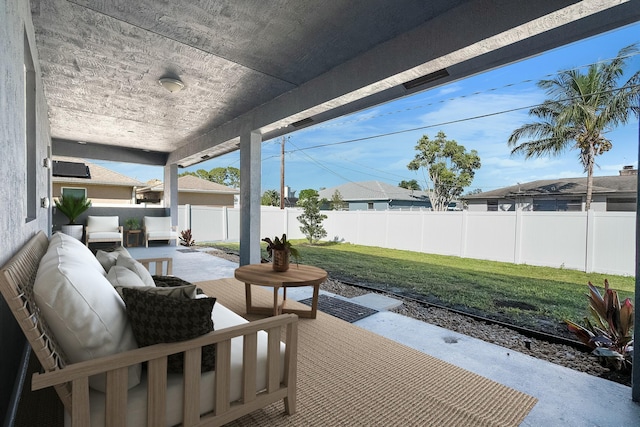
298 294 377 323
177 248 199 253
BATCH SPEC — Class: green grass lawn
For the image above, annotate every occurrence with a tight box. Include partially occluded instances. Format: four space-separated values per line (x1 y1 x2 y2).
203 240 635 334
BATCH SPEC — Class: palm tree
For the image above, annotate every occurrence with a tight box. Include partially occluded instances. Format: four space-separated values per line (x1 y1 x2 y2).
508 43 640 210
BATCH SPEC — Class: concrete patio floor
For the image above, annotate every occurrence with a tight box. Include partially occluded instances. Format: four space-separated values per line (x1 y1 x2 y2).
127 244 640 426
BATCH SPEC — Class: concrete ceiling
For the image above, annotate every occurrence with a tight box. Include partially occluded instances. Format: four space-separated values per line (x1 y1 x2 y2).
33 0 640 168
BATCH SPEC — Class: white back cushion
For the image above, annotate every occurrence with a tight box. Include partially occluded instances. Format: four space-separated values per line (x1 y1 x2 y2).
34 234 140 391
49 232 105 275
87 216 120 232
144 216 171 231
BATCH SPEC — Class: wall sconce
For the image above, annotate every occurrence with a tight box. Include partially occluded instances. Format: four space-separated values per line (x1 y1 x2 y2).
40 197 50 208
43 158 52 169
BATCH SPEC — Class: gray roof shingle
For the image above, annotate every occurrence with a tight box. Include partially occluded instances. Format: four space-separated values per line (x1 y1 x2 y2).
52 156 145 187
463 175 637 200
318 181 430 202
138 175 239 194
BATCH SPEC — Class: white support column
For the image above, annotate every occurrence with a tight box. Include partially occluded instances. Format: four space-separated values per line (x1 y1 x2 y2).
239 131 262 265
164 163 179 227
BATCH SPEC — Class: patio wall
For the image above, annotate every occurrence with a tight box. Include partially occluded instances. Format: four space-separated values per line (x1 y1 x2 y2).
178 206 635 276
1 1 53 422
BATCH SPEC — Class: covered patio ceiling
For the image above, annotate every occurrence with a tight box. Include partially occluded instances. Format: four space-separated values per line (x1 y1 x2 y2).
34 0 640 169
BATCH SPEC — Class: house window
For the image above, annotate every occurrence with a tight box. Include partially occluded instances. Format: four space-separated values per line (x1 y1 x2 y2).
487 200 498 211
533 198 582 211
367 202 374 210
533 199 556 211
61 187 87 199
556 199 582 212
607 197 636 212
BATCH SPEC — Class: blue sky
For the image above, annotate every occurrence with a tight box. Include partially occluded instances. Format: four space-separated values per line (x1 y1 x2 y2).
98 22 640 194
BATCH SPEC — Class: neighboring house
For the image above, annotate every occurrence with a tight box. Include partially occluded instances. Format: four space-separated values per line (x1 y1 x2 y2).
136 175 239 207
53 157 145 205
318 181 431 211
463 167 637 212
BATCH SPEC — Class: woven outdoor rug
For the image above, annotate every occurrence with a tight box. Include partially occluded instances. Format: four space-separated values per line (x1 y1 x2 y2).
200 278 538 427
298 294 378 323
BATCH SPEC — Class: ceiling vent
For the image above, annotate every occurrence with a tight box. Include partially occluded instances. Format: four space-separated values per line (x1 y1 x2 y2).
402 69 449 90
291 117 314 128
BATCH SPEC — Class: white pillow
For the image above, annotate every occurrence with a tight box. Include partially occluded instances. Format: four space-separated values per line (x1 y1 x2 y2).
96 250 119 272
113 245 132 259
34 236 141 391
96 246 133 271
116 256 155 287
107 265 147 289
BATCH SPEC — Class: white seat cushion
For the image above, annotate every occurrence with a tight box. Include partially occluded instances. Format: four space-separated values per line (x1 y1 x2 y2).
85 302 286 427
87 231 122 240
147 230 178 239
34 234 140 392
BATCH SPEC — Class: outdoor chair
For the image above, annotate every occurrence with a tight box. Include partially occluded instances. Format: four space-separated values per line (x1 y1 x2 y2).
85 215 123 247
143 216 179 247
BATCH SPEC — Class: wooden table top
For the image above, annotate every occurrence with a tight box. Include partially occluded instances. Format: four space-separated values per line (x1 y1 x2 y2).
234 263 327 287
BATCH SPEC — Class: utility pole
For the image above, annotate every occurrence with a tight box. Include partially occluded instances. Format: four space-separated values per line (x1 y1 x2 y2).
280 136 287 209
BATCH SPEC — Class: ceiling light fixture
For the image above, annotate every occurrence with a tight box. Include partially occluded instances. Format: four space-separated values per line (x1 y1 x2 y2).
159 77 184 93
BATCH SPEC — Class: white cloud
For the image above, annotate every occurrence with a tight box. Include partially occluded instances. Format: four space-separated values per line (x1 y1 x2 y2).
435 84 463 96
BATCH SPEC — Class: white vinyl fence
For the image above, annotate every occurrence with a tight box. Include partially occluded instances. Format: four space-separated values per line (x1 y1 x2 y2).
178 205 636 276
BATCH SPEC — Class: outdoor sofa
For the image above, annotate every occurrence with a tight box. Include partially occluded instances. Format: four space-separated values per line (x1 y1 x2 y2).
0 231 297 426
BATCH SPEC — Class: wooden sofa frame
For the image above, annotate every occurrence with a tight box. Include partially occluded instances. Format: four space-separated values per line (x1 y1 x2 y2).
0 231 298 426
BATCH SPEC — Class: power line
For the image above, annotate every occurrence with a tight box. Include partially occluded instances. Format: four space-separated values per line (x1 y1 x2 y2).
315 50 640 130
286 83 640 154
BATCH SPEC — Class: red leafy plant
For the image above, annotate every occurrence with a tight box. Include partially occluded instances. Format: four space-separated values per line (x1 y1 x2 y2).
565 279 633 371
179 229 195 246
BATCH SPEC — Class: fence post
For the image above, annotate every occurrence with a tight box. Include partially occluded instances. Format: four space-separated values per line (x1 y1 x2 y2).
385 210 390 248
459 210 468 258
420 210 426 253
283 208 289 237
185 204 191 230
513 209 522 264
585 210 595 273
222 206 228 241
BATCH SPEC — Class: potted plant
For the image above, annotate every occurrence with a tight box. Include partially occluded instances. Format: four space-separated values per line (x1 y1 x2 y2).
262 233 299 272
55 195 91 240
125 217 140 230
